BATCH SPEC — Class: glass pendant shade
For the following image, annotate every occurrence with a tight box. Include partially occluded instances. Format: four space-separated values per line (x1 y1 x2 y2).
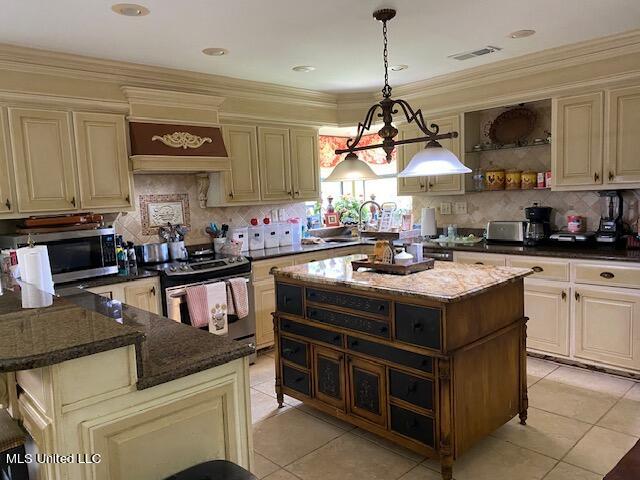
325 152 379 181
398 141 471 177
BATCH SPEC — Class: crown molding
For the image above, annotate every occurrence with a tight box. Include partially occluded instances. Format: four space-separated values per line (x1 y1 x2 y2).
0 89 129 112
0 43 338 110
336 29 640 110
121 86 226 110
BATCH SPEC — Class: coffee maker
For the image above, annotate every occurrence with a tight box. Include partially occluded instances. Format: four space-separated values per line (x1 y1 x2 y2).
596 191 624 243
524 203 552 246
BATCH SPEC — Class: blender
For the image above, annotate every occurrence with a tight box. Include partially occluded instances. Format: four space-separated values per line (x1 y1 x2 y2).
596 191 624 243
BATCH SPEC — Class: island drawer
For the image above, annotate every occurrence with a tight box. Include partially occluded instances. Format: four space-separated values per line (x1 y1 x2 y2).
280 318 343 347
394 303 442 350
389 404 435 448
508 257 569 281
282 364 311 396
277 283 304 316
389 369 434 411
280 336 308 368
306 288 390 318
307 306 390 339
574 263 640 289
347 336 433 374
253 258 294 282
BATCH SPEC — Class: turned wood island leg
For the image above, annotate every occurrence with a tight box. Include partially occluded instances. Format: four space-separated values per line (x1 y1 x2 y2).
519 321 529 425
273 313 285 408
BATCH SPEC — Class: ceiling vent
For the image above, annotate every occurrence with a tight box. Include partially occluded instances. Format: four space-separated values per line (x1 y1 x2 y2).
448 46 502 61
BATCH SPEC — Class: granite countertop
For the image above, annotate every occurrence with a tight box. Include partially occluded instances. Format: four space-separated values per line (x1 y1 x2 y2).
409 239 640 263
273 254 532 303
246 240 363 261
0 278 253 389
56 268 160 292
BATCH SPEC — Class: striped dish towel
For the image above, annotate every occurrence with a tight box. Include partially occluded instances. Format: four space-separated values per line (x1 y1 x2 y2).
185 284 209 328
226 278 249 319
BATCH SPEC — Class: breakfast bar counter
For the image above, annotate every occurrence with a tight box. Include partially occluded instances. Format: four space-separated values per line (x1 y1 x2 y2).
272 255 531 480
0 278 253 480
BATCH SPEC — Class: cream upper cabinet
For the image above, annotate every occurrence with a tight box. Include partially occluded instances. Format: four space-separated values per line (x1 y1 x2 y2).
8 107 78 213
0 110 15 215
426 114 464 195
396 124 426 194
73 112 132 210
524 280 570 356
574 286 640 370
552 92 604 189
290 128 320 201
222 124 261 203
605 85 640 185
258 126 292 201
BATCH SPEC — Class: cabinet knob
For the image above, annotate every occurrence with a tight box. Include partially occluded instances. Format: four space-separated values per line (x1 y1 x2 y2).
600 271 615 279
412 322 423 332
531 266 544 273
70 196 76 207
419 183 425 189
295 191 300 196
4 198 10 210
378 304 385 312
561 291 567 300
609 171 615 181
125 194 130 204
594 172 600 182
575 291 580 301
229 192 234 198
428 182 434 189
289 190 294 197
150 286 156 296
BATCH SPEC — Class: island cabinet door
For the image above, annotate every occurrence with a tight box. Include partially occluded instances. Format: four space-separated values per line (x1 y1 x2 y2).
347 355 387 427
313 345 346 410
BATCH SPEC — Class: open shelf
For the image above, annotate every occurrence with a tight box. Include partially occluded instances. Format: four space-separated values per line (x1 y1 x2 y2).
465 142 550 154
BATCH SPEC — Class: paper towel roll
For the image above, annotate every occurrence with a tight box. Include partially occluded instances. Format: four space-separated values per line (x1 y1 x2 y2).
21 282 53 308
16 245 54 294
420 208 437 237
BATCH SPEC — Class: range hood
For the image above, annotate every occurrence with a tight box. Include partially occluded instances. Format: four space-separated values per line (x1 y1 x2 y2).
122 87 230 174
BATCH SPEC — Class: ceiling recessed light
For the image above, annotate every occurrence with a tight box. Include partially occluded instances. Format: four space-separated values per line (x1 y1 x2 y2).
292 65 316 73
202 47 229 56
111 3 150 16
509 29 536 39
390 64 408 71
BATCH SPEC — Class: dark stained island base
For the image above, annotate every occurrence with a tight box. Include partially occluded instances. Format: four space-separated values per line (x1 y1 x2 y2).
272 255 532 480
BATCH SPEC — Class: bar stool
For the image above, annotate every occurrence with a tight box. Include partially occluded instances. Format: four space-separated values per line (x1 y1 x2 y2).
0 409 29 480
165 460 257 480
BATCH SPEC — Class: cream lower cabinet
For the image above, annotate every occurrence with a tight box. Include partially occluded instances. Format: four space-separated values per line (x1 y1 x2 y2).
87 277 161 315
8 107 78 213
524 280 570 356
253 280 277 348
73 112 132 210
453 251 507 266
574 286 640 370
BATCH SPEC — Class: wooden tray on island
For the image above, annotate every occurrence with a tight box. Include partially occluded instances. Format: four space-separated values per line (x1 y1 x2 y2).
351 258 435 275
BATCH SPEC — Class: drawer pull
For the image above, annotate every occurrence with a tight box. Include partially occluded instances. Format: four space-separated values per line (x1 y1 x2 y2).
600 271 615 279
269 266 277 274
406 382 418 394
282 347 300 356
474 261 484 265
405 419 419 429
294 376 304 383
378 305 386 312
333 334 342 342
412 322 424 332
309 292 317 298
379 325 388 333
532 266 544 273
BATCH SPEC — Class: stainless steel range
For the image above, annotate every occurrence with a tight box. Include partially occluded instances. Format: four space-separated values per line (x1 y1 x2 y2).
143 249 255 361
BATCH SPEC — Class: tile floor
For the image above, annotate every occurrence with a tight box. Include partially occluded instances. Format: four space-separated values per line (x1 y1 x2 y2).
248 353 639 480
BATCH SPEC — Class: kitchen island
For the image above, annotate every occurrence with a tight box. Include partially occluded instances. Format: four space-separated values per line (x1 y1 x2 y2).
272 255 531 480
0 279 253 480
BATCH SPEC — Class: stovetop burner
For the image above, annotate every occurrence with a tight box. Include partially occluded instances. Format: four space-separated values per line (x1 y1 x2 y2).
143 252 250 276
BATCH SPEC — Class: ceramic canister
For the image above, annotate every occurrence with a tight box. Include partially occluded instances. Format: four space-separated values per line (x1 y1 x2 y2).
484 169 505 191
521 171 537 190
505 170 522 190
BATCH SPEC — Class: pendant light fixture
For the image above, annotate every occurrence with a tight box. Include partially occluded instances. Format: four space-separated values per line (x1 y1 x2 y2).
325 151 379 182
333 9 470 178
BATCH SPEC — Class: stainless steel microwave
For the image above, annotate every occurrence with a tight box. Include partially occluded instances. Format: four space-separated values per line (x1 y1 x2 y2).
0 228 118 283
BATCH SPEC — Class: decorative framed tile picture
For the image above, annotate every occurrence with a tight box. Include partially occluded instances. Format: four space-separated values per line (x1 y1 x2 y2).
139 193 190 235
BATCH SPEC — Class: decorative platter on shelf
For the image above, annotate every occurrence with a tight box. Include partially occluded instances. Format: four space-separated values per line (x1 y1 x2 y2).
351 258 435 275
488 107 536 146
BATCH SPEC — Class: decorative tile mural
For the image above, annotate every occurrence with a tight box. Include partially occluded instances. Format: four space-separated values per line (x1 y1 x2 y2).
139 193 190 235
114 175 308 245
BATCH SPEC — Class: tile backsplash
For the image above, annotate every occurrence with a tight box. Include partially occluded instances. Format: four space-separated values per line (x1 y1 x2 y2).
412 189 640 232
114 175 307 245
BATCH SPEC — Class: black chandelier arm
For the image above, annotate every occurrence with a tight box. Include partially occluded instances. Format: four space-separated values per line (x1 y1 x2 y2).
335 131 458 155
393 99 440 138
344 103 382 151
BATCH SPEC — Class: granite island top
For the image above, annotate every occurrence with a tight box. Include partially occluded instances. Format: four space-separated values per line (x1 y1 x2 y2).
0 278 253 389
273 254 532 303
